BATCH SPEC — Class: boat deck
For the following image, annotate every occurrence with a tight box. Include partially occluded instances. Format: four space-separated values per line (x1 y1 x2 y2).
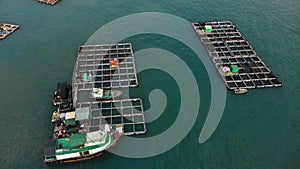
37 0 61 5
0 23 19 40
192 21 282 90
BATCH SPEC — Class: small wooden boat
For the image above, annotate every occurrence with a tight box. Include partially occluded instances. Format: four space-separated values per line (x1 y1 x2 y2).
90 88 123 100
234 88 248 94
53 82 72 105
53 82 73 112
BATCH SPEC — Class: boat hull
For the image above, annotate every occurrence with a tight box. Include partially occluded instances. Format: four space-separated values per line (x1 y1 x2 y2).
44 138 119 164
44 151 105 164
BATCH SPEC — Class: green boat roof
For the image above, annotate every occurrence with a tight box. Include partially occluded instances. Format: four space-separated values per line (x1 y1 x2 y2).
55 131 114 155
70 133 86 148
56 133 86 149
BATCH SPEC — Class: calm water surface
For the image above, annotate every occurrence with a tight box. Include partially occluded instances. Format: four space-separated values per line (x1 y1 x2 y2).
0 0 299 169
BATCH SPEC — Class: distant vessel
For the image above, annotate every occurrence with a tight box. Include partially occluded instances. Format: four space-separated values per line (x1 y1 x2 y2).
44 124 122 163
234 88 248 94
90 88 123 100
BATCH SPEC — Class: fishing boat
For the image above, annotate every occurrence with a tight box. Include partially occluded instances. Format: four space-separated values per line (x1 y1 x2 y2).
53 82 73 111
90 88 123 100
44 124 122 163
234 88 248 94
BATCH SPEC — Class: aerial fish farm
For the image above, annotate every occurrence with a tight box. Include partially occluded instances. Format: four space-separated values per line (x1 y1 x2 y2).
192 21 282 90
73 43 146 135
0 23 19 40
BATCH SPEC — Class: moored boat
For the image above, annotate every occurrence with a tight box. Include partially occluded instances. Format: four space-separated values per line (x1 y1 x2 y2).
90 88 123 100
53 82 73 111
44 124 122 163
234 88 248 94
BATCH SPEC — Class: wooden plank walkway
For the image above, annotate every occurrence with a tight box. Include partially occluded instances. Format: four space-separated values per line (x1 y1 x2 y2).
0 23 19 40
192 21 282 90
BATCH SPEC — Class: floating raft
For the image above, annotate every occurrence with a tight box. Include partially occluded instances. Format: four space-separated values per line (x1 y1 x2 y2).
72 43 145 135
77 98 146 135
0 23 19 40
74 43 138 92
192 21 282 90
37 0 61 5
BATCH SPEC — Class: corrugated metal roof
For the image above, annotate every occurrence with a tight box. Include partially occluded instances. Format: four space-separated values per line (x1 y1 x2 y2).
44 139 57 157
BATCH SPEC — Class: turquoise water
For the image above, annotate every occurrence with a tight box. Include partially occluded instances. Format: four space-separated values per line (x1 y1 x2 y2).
0 0 299 169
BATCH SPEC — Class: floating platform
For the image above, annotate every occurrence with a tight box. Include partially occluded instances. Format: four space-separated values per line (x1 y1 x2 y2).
37 0 61 5
0 23 19 40
72 43 145 135
74 43 138 93
77 98 146 135
192 21 282 90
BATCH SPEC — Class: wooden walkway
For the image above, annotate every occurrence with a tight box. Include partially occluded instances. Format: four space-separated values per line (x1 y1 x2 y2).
0 23 19 40
192 21 282 90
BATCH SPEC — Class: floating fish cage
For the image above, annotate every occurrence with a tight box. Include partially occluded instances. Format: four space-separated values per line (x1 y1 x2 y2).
37 0 61 5
76 98 146 135
72 43 145 135
74 43 138 91
192 21 282 90
0 23 19 40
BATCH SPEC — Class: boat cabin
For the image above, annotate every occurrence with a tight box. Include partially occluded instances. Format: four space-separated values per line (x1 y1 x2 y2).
53 82 73 111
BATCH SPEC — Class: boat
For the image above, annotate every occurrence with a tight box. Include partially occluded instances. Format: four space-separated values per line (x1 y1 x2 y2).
45 83 124 164
233 88 248 94
53 82 73 111
90 88 123 100
44 124 122 163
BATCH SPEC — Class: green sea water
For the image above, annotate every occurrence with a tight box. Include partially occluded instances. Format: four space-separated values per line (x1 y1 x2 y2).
0 0 299 169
